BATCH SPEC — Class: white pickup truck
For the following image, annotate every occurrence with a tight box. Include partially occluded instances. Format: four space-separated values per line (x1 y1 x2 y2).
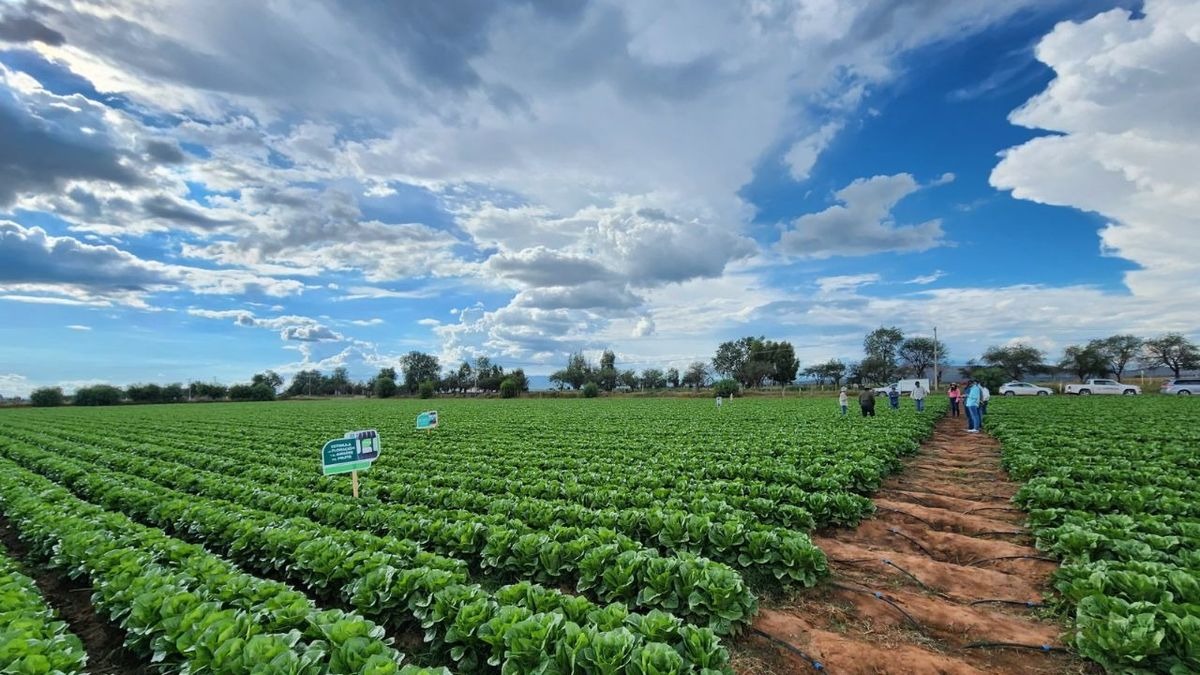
1065 379 1141 396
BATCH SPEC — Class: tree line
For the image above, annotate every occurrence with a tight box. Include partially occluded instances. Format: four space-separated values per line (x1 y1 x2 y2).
23 331 1198 407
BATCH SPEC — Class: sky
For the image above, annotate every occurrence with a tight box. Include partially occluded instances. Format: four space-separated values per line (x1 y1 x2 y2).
1 0 1197 396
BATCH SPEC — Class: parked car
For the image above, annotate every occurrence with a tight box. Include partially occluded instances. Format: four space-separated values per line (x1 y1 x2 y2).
999 381 1053 396
873 379 931 396
1161 378 1199 396
1065 379 1141 396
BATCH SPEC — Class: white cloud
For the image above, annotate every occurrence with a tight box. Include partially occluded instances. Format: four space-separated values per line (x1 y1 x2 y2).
66 324 93 331
349 318 384 326
905 271 946 285
633 315 656 337
0 373 32 398
416 318 440 327
777 174 947 258
784 121 843 182
990 0 1200 312
817 273 880 294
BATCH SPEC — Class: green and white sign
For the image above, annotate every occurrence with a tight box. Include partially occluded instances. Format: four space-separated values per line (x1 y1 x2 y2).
321 428 381 475
416 410 438 430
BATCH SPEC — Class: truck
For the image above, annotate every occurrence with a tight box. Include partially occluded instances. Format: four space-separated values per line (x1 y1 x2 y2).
873 379 931 396
1064 379 1141 396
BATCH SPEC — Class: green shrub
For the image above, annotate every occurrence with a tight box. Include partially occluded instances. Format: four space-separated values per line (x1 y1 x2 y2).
373 377 397 399
73 384 123 406
499 378 519 399
713 379 739 398
582 382 599 398
30 387 64 407
418 380 436 399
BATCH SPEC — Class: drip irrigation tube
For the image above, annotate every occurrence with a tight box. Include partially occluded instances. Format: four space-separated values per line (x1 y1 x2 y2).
967 599 1043 608
962 506 1022 515
974 530 1028 538
749 627 824 671
881 558 938 594
968 555 1058 567
875 507 936 528
964 641 1067 653
886 527 937 559
831 582 925 635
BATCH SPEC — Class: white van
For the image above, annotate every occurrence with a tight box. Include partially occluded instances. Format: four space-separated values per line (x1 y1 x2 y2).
873 379 931 396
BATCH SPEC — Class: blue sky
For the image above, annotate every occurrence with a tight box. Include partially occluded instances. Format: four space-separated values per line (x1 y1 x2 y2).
1 0 1197 396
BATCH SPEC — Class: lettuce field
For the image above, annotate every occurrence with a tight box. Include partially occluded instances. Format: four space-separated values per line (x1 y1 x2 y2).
0 395 1194 673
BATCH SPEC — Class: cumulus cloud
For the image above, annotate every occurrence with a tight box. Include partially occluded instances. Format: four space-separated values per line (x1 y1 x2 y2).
990 0 1200 302
777 173 946 258
0 373 32 398
188 308 345 344
66 324 92 331
0 7 65 46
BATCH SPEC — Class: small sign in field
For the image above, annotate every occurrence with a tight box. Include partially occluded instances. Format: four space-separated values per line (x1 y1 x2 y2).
321 428 381 475
416 410 438 430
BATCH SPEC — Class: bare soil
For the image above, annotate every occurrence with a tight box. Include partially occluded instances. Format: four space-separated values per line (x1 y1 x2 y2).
731 416 1098 674
0 517 153 675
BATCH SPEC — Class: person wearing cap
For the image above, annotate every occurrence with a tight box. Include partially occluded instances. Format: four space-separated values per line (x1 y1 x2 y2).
964 379 982 432
947 382 961 417
839 387 848 416
858 386 876 417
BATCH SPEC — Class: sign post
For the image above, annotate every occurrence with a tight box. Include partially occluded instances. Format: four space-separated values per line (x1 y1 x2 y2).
321 429 380 498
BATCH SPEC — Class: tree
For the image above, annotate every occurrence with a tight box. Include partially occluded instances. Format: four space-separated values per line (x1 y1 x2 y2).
981 343 1047 381
251 370 283 391
189 381 228 400
1092 335 1142 380
73 385 123 406
1142 333 1200 379
898 337 947 379
681 361 710 389
640 368 666 390
863 326 904 381
30 387 64 407
821 359 847 387
713 336 797 388
229 383 275 401
400 351 440 393
597 350 618 390
712 339 751 383
619 369 639 390
373 377 398 398
125 383 164 404
855 355 893 386
1058 344 1109 381
509 368 530 392
582 382 599 398
379 367 398 382
665 367 680 388
286 370 326 397
162 383 186 403
562 352 593 390
713 379 739 397
418 380 435 399
327 367 351 396
762 340 799 387
499 378 519 398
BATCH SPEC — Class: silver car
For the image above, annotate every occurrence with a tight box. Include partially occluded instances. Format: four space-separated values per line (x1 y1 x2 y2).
999 381 1053 396
1161 378 1199 395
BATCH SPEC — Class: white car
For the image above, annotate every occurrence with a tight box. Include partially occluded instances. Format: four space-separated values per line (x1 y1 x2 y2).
999 382 1053 396
1065 379 1141 396
1161 378 1199 395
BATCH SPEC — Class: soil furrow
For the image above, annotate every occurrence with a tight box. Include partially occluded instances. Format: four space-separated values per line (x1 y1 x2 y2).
733 415 1095 675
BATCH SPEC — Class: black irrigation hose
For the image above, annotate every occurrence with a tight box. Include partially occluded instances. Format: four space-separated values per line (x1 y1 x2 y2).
886 527 937 559
875 507 936 528
968 555 1058 567
831 558 879 565
973 530 1028 538
968 598 1043 608
881 558 938 594
962 506 1021 515
964 641 1067 653
749 627 825 671
830 582 926 635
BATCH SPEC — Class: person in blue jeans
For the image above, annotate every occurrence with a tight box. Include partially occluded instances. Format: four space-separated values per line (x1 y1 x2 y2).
964 380 982 433
839 387 848 416
911 381 926 412
887 385 900 410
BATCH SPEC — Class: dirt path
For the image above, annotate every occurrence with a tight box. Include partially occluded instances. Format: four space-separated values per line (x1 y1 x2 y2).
733 415 1095 675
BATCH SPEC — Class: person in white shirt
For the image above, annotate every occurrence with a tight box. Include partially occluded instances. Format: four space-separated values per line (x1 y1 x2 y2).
839 387 848 416
911 381 927 412
980 385 991 417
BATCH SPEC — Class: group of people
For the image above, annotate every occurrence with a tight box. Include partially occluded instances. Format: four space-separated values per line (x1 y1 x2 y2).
838 381 927 417
947 380 989 432
838 380 989 431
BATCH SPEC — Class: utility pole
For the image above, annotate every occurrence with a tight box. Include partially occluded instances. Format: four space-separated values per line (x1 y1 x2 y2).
933 326 939 390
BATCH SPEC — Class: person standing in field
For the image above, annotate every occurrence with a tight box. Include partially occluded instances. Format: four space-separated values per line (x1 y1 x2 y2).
948 383 961 417
839 387 848 416
912 381 926 412
887 385 900 411
980 384 991 417
964 380 982 433
858 386 876 417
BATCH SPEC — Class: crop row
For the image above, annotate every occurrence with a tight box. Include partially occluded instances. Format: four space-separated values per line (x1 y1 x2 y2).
0 458 432 675
1 423 818 611
988 397 1200 673
0 438 736 674
0 543 87 674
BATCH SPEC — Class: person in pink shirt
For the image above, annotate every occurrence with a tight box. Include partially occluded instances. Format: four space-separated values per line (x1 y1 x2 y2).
947 382 961 418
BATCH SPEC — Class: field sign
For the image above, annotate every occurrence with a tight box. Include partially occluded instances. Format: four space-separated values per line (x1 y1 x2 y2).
416 410 438 430
321 429 381 476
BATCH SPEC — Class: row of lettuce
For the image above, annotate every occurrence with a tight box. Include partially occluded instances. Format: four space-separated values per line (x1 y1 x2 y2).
0 544 87 674
988 397 1199 674
0 398 944 672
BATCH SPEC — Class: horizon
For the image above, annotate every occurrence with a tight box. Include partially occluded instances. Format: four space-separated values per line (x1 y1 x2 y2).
2 0 1198 398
